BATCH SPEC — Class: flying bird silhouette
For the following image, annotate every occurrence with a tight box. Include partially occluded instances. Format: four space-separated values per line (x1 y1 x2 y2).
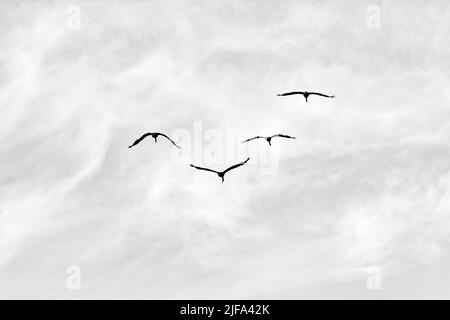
128 132 180 149
190 157 250 183
277 91 335 102
242 134 295 146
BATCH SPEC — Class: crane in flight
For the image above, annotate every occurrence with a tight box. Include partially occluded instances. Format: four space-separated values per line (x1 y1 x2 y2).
277 91 335 102
190 157 250 183
242 134 295 146
128 132 180 149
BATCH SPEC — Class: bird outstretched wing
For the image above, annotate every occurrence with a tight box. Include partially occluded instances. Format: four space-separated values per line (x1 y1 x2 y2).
222 157 250 174
190 164 219 174
242 136 265 143
129 132 152 148
156 133 181 148
271 134 296 139
309 92 335 98
277 91 305 96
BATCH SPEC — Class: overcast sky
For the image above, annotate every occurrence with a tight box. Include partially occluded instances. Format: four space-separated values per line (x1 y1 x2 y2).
1 0 450 299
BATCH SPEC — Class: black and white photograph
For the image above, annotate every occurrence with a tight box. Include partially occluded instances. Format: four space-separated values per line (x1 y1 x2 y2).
1 0 449 308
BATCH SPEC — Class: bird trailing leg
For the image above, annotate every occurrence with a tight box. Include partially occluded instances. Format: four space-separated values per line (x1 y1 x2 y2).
218 173 225 183
267 138 272 146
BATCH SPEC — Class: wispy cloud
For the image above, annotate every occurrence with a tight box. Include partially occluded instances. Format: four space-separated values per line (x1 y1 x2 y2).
0 0 449 298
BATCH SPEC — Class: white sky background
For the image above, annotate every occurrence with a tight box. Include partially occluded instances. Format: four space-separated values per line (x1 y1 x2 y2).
1 0 450 299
